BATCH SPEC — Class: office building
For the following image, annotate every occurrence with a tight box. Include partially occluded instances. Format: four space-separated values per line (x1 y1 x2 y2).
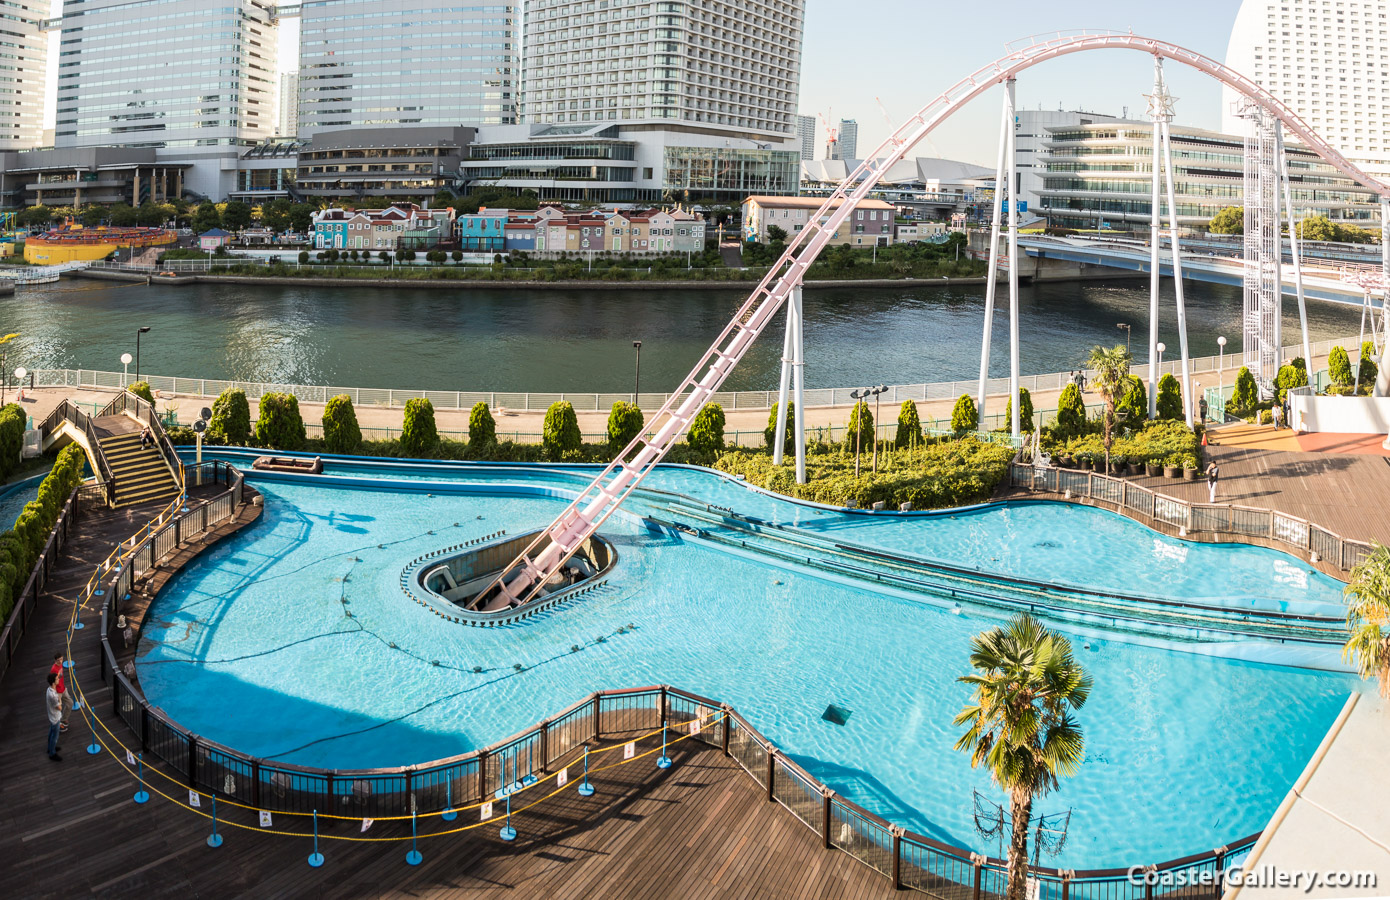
298 0 518 138
0 0 48 150
1014 109 1124 211
462 123 799 206
295 125 474 201
1036 120 1380 230
796 115 816 160
519 0 804 143
55 0 278 150
1224 0 1390 182
742 195 896 246
279 71 301 138
833 119 858 160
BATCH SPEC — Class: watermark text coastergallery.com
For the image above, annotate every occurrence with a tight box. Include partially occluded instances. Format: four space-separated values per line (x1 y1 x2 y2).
1126 865 1379 893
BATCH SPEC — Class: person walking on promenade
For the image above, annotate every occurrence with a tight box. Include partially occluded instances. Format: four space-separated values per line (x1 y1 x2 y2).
1199 396 1208 424
1205 460 1220 503
50 651 71 732
46 673 62 761
1272 403 1283 429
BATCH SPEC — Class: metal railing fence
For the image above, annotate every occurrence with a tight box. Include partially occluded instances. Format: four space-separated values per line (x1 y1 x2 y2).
24 334 1364 414
1011 462 1373 571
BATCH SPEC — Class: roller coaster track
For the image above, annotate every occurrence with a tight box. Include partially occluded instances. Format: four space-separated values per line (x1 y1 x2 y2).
477 29 1390 610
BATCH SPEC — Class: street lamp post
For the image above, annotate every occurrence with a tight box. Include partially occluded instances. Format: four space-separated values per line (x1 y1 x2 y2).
1117 323 1131 354
1156 341 1166 372
632 340 642 406
121 352 133 389
850 388 867 479
1217 335 1227 401
867 384 888 474
136 326 151 382
14 367 26 401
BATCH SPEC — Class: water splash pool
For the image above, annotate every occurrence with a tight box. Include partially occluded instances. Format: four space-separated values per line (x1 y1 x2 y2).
137 453 1358 867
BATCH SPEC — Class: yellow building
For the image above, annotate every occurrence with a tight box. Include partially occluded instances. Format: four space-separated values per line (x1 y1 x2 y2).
23 227 177 265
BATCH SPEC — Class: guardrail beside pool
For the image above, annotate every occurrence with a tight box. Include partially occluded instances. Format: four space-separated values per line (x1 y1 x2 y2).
86 459 1258 897
1010 462 1374 573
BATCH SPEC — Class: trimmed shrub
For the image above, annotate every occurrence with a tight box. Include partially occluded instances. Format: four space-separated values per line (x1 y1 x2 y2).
209 388 251 444
1002 388 1035 433
1359 340 1379 386
1230 366 1260 413
321 394 361 454
1156 373 1183 420
1275 361 1308 402
845 401 874 450
950 394 978 435
541 401 581 458
606 401 644 450
895 400 923 448
468 402 497 451
255 392 306 451
1328 345 1353 386
127 380 155 404
1116 377 1147 426
765 402 796 449
687 403 726 457
1054 383 1086 438
400 398 439 456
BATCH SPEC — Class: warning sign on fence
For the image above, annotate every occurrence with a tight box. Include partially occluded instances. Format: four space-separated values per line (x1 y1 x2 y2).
623 741 635 759
557 767 568 788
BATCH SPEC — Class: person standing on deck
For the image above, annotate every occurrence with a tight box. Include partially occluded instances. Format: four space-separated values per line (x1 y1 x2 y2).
45 673 62 762
50 651 71 732
1205 460 1220 503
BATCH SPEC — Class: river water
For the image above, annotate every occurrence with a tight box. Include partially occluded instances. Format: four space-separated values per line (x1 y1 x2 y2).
0 278 1368 393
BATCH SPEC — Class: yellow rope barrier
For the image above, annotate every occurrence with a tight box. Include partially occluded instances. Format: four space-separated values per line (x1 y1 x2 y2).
70 676 726 842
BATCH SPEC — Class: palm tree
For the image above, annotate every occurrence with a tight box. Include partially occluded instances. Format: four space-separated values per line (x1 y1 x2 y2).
1084 344 1134 474
1344 543 1390 698
954 615 1091 900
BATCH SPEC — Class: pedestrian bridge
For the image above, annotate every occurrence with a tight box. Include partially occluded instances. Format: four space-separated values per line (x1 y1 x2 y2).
1011 235 1381 306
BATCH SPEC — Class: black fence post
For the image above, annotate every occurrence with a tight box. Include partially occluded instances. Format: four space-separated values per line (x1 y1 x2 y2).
765 749 776 802
251 760 261 808
972 862 982 900
721 705 731 757
139 703 149 752
891 826 902 890
593 693 602 741
659 685 668 728
477 750 489 803
187 735 197 787
539 721 550 773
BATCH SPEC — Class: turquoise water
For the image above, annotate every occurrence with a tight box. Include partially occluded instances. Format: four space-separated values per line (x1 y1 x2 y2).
0 474 43 530
138 455 1358 867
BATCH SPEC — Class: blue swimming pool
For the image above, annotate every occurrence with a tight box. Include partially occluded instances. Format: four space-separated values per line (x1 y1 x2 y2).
136 452 1359 867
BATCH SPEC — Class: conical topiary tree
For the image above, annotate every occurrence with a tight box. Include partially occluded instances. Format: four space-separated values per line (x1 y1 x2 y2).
209 387 251 444
1230 366 1260 413
687 402 725 457
765 401 796 449
1329 345 1353 386
255 392 306 451
951 394 978 435
845 400 874 452
895 399 923 448
1002 388 1035 433
542 401 582 458
606 401 644 450
1155 373 1183 420
1054 383 1086 438
468 402 496 452
400 397 439 456
321 394 361 454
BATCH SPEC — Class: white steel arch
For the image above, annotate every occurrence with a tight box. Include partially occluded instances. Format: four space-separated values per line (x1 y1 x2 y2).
478 30 1390 609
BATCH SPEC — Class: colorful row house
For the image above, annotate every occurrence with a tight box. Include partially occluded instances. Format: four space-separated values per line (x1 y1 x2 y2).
311 204 454 251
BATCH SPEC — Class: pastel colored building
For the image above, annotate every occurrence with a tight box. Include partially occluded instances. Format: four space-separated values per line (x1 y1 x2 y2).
741 195 896 247
198 228 232 251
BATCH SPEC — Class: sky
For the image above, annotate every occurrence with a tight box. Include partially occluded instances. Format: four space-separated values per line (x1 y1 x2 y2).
46 0 1245 161
798 0 1245 165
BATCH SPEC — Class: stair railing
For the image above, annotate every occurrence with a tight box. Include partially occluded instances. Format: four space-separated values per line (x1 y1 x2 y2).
38 398 115 504
100 389 186 495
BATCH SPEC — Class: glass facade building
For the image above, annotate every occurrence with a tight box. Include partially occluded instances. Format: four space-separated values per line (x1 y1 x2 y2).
662 145 799 202
520 0 804 142
0 0 48 150
298 0 518 137
55 0 278 149
1038 122 1380 230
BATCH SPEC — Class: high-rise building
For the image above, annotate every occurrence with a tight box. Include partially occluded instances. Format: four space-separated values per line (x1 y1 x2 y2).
279 71 301 138
0 0 48 150
796 115 816 160
55 0 278 151
1224 0 1390 182
519 0 804 143
1014 109 1125 211
833 119 858 160
298 0 518 138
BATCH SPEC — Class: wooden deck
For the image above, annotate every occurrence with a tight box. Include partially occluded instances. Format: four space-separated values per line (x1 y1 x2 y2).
0 488 899 900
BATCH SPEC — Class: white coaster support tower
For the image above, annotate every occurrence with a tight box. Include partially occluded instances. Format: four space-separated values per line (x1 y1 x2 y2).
1238 98 1283 392
771 285 807 484
1150 58 1195 425
1277 125 1313 372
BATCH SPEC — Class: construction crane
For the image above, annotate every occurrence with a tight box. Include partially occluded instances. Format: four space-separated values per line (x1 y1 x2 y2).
817 109 838 159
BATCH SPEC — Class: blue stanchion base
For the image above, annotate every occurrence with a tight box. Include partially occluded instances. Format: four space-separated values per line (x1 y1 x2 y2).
133 790 149 804
657 756 672 769
72 620 84 630
440 809 457 822
86 742 101 755
577 782 594 797
499 825 517 842
73 700 83 710
63 660 73 669
206 833 223 848
406 850 422 866
308 852 324 868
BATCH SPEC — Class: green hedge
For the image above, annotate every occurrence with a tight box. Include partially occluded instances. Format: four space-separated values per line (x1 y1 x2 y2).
895 400 922 449
1155 373 1183 420
468 402 497 451
0 403 26 481
765 402 795 449
0 444 85 622
714 437 1014 510
1002 388 1034 433
606 401 644 450
950 394 978 434
255 392 306 451
322 394 361 454
1052 420 1200 469
687 403 725 458
542 401 581 459
128 381 155 404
